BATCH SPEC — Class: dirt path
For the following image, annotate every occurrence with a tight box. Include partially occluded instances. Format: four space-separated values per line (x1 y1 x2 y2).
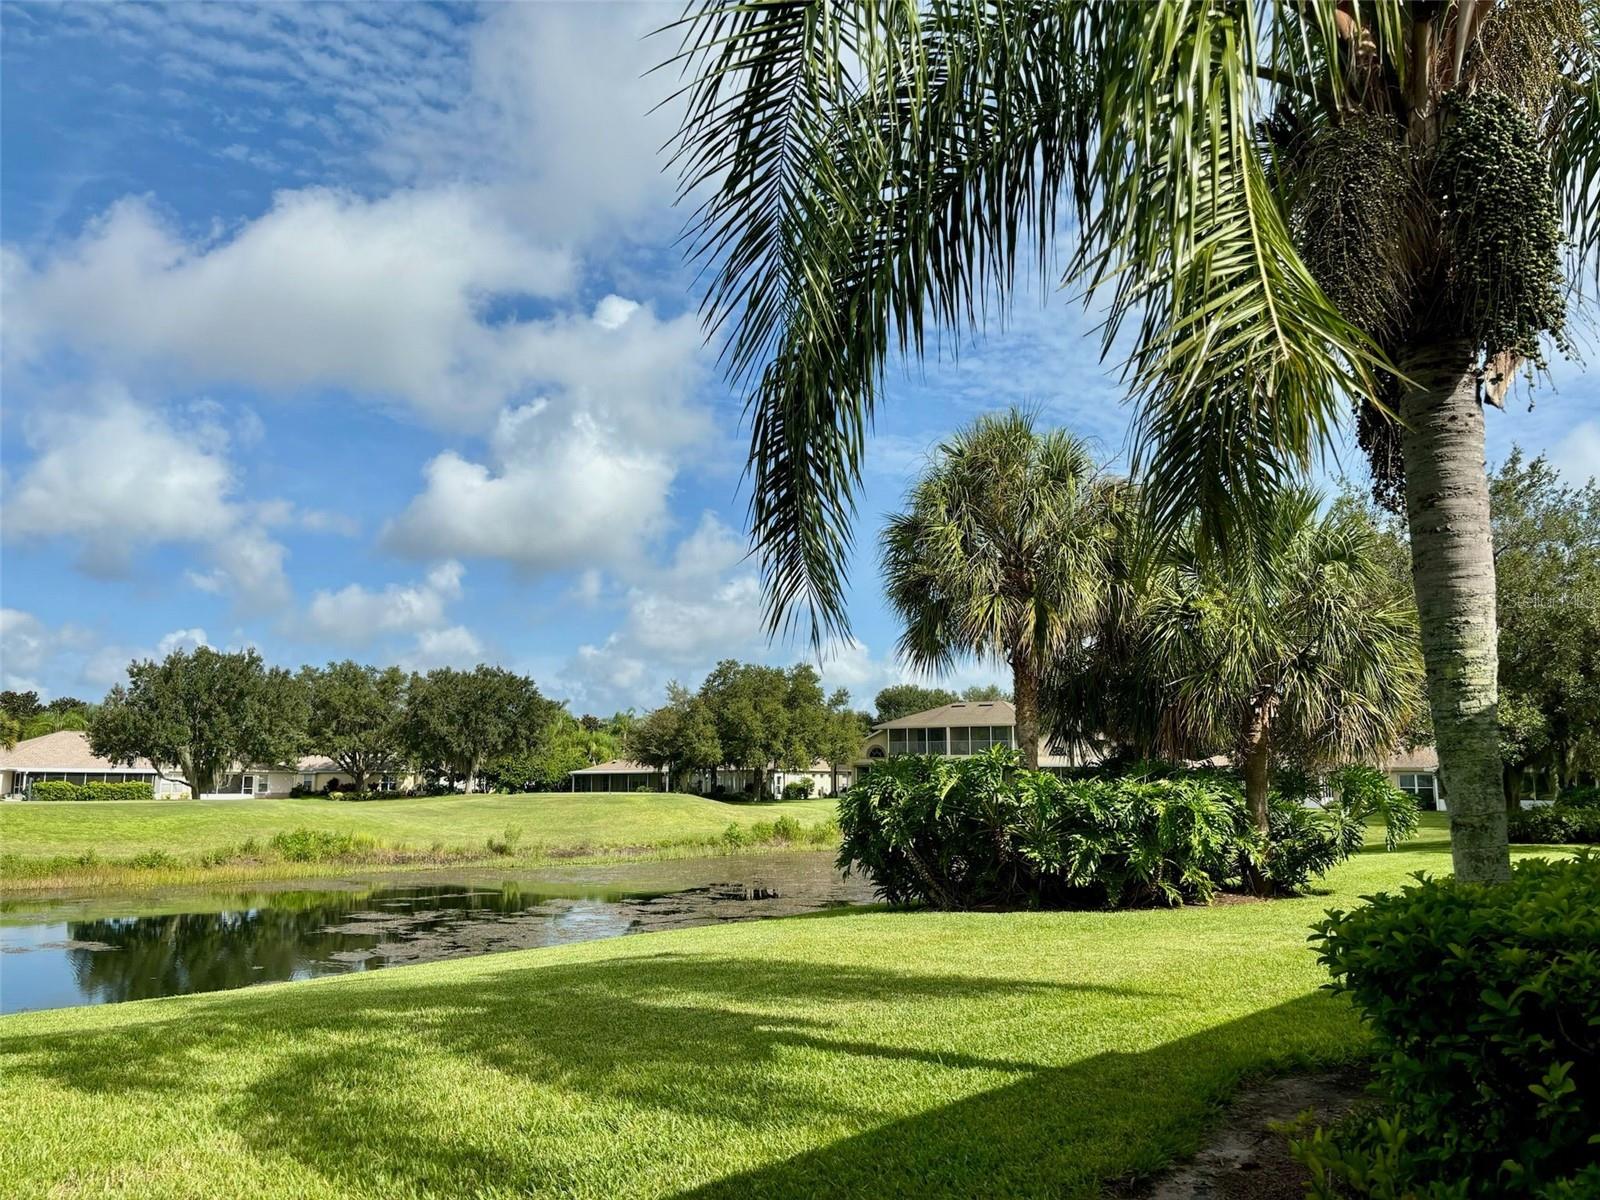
1122 1069 1369 1200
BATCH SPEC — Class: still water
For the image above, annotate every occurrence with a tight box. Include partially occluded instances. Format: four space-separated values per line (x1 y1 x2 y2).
0 852 875 1014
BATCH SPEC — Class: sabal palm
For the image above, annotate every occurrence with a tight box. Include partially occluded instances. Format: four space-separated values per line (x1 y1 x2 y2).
1136 490 1423 840
666 0 1600 882
882 410 1122 768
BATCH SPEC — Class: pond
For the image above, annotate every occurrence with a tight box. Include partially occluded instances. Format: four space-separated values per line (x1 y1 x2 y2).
0 852 876 1014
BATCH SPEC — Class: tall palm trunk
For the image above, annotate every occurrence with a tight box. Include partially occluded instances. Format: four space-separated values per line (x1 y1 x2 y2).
1011 654 1041 769
1240 738 1273 896
1398 344 1510 883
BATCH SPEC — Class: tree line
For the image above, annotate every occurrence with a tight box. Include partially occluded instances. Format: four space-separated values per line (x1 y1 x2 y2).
81 654 624 799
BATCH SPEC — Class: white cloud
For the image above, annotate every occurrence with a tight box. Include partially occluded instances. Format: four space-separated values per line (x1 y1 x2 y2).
2 385 291 609
385 300 708 571
1550 420 1600 486
0 609 211 697
304 561 465 645
4 189 573 427
374 3 681 242
403 625 485 671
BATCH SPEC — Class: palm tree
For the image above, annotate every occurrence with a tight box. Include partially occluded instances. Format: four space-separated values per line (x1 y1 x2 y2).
666 1 1599 882
881 410 1123 768
1084 490 1424 850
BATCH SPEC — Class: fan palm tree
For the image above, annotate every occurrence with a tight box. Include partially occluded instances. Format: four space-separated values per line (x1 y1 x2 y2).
1139 491 1423 844
665 0 1600 882
882 410 1124 768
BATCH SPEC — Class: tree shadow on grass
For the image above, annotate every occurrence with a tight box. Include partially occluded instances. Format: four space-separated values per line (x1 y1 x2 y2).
3 951 1354 1198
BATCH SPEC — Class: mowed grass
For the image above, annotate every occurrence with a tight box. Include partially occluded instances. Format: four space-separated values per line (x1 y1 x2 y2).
2 817 1557 1199
0 791 841 888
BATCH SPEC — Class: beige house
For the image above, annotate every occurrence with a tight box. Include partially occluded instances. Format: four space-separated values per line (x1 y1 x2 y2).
0 730 190 799
858 701 1450 805
568 757 853 797
857 700 1101 774
1 731 404 800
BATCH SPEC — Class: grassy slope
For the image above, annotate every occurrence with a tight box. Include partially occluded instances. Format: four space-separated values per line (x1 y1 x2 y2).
3 819 1552 1200
0 791 839 860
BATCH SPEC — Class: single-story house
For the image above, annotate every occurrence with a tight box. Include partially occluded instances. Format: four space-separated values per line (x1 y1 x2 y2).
568 759 670 792
856 700 1103 774
1 732 407 800
568 758 855 797
1376 745 1441 810
0 730 190 799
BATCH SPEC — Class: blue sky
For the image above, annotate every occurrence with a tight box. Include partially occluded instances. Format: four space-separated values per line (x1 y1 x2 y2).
2 2 1596 714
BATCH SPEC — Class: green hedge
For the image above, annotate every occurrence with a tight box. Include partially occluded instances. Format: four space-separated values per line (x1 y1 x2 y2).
1301 853 1600 1197
28 780 156 802
837 751 1415 908
1508 804 1600 845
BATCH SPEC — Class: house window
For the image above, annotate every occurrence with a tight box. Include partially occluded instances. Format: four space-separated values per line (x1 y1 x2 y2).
950 727 969 755
992 726 1014 749
926 728 946 755
241 774 256 795
1397 772 1437 810
300 773 315 790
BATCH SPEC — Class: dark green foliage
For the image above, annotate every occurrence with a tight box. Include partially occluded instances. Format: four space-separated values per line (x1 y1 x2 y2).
873 685 959 723
1302 854 1600 1199
28 780 156 802
782 779 815 801
1557 785 1600 808
1508 805 1600 845
839 752 1416 908
1434 91 1567 366
268 829 377 863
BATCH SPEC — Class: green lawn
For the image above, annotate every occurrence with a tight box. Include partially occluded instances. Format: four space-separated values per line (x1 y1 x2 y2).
2 818 1557 1199
0 791 841 887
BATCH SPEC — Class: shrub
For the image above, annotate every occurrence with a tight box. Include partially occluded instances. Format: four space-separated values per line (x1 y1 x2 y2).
721 822 749 848
770 814 803 842
29 781 83 802
268 828 375 862
1508 804 1600 845
838 750 1248 908
1299 853 1600 1198
127 848 178 870
28 780 155 802
782 778 815 800
838 751 1414 908
485 826 523 856
1555 784 1599 808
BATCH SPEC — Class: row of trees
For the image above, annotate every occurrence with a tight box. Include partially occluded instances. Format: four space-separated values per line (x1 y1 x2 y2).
628 661 866 794
85 651 620 798
0 692 97 748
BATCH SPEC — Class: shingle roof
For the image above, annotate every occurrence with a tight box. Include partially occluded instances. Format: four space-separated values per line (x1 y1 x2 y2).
0 730 159 772
568 759 666 776
1379 745 1439 773
874 700 1016 730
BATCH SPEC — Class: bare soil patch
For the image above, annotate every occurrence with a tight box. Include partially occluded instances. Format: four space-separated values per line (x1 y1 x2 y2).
1121 1068 1369 1200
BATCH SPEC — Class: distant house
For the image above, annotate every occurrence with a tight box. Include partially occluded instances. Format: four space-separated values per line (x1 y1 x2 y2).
856 700 1101 774
0 730 189 799
568 760 670 792
567 757 854 797
1376 745 1441 810
0 731 403 800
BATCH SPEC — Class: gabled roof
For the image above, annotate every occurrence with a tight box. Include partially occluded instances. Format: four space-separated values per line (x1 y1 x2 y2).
1378 745 1439 773
569 759 666 776
0 730 159 772
873 700 1016 730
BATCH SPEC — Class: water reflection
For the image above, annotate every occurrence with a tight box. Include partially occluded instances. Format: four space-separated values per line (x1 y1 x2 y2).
0 856 873 1014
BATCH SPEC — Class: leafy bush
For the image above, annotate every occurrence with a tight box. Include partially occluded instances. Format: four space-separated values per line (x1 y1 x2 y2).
1555 784 1599 808
770 814 803 842
839 750 1245 908
268 828 376 862
1300 853 1600 1198
28 780 155 802
1508 805 1600 845
485 826 523 856
839 752 1414 908
782 778 815 800
127 848 178 869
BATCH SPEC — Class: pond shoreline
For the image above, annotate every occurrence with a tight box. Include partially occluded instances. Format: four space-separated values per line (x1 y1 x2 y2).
2 835 845 896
